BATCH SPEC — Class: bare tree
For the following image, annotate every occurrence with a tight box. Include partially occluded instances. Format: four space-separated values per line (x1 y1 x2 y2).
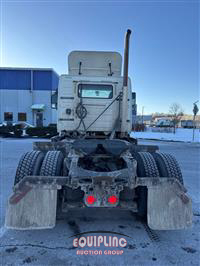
169 103 184 133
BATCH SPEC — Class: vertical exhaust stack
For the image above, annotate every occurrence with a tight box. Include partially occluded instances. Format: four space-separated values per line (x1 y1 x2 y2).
121 29 132 134
123 29 132 87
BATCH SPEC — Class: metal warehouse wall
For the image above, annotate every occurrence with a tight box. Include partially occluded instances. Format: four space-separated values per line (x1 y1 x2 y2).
0 68 59 126
0 68 59 90
0 69 31 90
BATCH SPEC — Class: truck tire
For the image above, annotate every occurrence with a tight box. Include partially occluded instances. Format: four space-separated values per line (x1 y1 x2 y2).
14 151 44 185
40 151 64 176
40 151 64 217
152 152 183 185
134 152 159 220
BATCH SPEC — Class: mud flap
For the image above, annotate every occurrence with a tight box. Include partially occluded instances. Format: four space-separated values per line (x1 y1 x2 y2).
5 189 57 230
147 183 192 230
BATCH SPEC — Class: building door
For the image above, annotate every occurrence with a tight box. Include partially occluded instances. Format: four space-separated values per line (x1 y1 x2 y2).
36 112 43 127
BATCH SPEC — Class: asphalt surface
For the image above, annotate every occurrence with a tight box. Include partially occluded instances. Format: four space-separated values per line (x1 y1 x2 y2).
0 138 199 266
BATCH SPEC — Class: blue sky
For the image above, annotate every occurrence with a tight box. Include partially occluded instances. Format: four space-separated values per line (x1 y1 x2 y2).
0 0 199 114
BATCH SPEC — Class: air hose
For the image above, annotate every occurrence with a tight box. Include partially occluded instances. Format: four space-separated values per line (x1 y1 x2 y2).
75 101 87 132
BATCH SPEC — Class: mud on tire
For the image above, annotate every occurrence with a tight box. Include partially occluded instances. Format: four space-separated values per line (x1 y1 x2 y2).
152 152 183 185
14 151 44 185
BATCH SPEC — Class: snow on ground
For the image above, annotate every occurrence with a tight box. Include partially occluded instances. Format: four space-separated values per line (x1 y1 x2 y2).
131 128 200 143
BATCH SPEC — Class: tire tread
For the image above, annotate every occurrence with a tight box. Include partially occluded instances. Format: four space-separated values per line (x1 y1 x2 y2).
14 151 43 185
154 152 183 184
40 151 63 176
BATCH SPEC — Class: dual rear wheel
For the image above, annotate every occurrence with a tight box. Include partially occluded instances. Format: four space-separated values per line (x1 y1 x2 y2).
134 151 183 220
13 150 64 218
14 149 183 221
14 151 64 185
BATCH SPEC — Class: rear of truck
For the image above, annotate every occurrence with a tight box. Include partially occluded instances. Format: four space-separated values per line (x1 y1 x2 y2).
5 30 192 231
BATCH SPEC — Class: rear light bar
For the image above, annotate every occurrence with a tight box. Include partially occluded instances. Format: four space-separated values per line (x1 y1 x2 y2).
85 194 119 206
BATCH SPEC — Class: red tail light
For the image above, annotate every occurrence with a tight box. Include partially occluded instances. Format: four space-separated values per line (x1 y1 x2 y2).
86 195 96 205
108 195 118 204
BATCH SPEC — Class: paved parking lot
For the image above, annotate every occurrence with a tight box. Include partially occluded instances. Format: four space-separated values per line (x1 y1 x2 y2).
0 138 199 266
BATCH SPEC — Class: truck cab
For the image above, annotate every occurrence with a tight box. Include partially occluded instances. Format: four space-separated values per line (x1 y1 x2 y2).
57 51 132 135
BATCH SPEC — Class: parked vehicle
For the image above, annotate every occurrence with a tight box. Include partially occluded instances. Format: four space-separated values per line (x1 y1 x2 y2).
181 120 193 128
0 122 23 137
155 119 173 127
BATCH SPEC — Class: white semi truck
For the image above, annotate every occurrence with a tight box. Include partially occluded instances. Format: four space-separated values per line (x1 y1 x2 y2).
5 30 192 230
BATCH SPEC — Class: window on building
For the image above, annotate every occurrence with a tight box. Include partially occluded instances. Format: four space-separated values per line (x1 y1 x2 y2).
18 113 27 121
4 112 13 121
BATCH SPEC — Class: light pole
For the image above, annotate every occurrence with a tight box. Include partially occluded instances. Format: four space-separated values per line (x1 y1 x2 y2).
192 100 199 141
141 106 145 124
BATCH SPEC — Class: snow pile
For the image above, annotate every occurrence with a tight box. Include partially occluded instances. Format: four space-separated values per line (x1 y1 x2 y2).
131 128 200 143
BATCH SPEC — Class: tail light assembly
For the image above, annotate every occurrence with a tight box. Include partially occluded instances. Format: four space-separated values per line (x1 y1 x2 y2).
107 195 118 205
86 195 96 205
84 194 119 207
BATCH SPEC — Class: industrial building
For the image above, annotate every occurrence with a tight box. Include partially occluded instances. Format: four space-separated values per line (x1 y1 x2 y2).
0 67 59 126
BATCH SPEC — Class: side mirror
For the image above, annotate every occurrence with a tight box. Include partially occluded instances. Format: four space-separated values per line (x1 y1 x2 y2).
51 90 58 109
